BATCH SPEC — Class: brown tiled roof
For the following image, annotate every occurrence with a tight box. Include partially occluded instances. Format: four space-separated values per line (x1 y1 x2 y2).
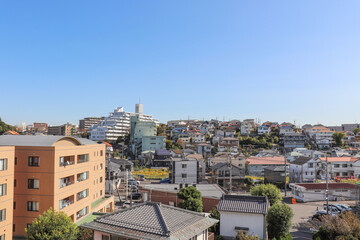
247 156 285 165
319 157 359 162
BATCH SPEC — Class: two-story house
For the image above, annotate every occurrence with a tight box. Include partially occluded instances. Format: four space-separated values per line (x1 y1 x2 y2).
289 157 324 183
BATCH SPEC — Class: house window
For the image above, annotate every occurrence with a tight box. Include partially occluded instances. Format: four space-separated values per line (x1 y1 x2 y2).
334 164 340 168
28 179 40 189
182 164 187 168
308 163 313 168
0 234 4 240
0 159 7 171
102 235 110 240
27 201 39 211
77 154 89 163
342 164 348 168
28 156 40 167
0 209 5 222
0 184 6 196
182 174 187 178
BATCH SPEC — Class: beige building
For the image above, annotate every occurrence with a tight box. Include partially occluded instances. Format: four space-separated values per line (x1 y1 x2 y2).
0 146 15 240
0 135 114 237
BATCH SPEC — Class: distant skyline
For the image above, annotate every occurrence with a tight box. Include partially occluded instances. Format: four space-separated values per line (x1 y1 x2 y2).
1 1 360 127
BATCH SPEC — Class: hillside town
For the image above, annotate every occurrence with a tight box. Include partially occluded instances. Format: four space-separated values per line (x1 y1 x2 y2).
1 104 360 239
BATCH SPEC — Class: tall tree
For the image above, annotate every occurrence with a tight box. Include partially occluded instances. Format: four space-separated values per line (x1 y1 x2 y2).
353 128 360 135
177 186 203 212
250 184 282 206
267 203 294 239
332 132 346 146
26 208 79 240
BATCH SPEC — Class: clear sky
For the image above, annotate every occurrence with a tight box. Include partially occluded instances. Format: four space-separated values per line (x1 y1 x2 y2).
1 1 360 127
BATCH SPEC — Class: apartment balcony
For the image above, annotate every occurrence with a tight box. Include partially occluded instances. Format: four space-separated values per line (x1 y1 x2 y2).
59 176 75 188
59 155 75 167
59 195 74 210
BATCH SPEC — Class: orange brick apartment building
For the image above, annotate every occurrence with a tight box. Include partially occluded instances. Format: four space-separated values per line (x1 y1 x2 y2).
0 135 114 238
0 146 15 240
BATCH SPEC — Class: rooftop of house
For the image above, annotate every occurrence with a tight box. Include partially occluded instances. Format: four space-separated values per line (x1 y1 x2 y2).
141 184 225 199
82 202 218 240
246 156 286 165
290 156 313 165
218 195 269 215
0 135 97 147
319 157 360 162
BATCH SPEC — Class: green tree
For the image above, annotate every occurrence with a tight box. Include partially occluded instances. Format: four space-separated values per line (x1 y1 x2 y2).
235 232 260 240
26 208 79 240
267 203 294 239
209 208 220 235
177 186 203 212
250 184 282 206
332 132 346 147
353 128 360 135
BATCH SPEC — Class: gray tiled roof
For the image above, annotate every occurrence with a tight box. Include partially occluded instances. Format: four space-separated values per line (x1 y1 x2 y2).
0 135 97 146
82 202 218 240
218 195 269 214
291 156 313 165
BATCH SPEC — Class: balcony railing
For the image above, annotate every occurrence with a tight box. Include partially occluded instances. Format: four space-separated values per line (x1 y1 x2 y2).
59 199 74 210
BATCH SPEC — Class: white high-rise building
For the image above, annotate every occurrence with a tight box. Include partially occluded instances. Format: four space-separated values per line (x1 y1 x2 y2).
89 105 159 141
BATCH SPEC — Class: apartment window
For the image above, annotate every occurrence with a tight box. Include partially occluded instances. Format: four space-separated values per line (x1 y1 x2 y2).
100 163 103 170
0 159 7 171
342 164 348 168
14 179 16 187
0 234 4 240
13 202 16 209
15 157 17 165
182 173 187 178
100 177 103 183
27 201 39 211
76 206 88 220
13 224 15 232
182 164 187 169
100 190 103 196
0 184 6 196
28 156 40 167
334 164 340 168
77 189 89 201
77 154 89 164
100 150 103 156
28 179 40 189
0 209 5 222
77 171 89 182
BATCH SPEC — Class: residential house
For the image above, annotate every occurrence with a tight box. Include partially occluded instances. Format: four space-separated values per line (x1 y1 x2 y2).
211 160 245 188
257 125 270 135
240 119 256 135
290 183 357 202
218 195 269 240
279 126 294 135
320 157 360 179
246 156 288 177
82 202 218 240
196 143 212 156
169 158 206 184
192 132 205 143
289 157 324 183
264 166 286 184
218 138 239 154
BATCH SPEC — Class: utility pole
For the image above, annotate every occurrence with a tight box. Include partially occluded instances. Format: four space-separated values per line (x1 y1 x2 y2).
125 169 128 201
284 148 287 197
227 146 232 194
326 154 329 214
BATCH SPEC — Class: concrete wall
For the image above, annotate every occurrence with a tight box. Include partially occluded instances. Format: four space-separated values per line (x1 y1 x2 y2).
220 211 265 240
174 160 198 184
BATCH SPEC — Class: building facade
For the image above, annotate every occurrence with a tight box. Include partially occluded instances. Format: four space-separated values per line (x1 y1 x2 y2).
0 135 114 237
0 146 15 240
79 117 104 130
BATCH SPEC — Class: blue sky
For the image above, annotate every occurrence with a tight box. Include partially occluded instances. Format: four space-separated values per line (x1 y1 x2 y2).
1 1 360 126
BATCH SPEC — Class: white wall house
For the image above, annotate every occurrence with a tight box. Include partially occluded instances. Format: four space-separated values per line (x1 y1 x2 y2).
258 126 270 135
289 157 324 183
218 195 269 240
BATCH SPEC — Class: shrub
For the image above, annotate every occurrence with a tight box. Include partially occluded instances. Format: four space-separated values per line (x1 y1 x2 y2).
250 184 282 206
267 203 294 239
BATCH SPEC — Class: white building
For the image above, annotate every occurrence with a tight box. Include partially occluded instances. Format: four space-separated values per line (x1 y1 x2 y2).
290 183 357 202
257 125 270 135
240 119 256 135
89 105 159 141
170 158 205 184
289 157 324 183
218 195 269 240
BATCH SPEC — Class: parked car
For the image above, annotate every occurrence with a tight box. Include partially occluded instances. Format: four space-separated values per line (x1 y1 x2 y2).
128 179 140 186
159 178 170 184
322 205 341 215
312 210 329 221
336 204 351 211
323 204 343 212
139 175 145 181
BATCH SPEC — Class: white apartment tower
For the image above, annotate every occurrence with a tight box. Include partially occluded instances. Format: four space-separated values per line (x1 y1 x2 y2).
89 104 158 141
